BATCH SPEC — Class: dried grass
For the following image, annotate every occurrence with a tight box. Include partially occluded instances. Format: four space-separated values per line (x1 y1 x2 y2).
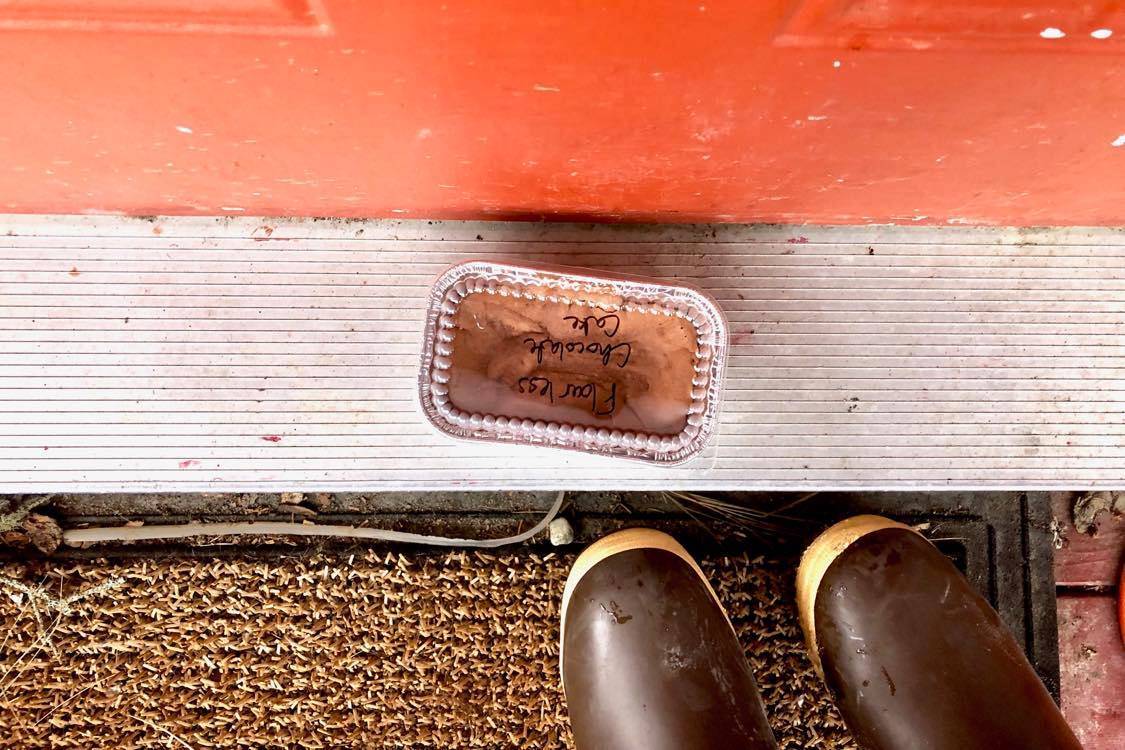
0 550 855 749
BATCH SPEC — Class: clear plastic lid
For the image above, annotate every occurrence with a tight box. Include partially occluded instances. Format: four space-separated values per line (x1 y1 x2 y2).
418 261 728 465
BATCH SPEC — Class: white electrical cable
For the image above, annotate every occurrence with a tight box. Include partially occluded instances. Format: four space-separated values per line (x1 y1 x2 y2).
62 491 567 549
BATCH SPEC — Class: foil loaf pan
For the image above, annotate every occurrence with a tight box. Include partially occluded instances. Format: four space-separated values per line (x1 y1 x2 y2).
417 261 728 465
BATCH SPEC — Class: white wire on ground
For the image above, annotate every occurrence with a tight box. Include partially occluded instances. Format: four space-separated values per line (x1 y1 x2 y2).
62 491 567 549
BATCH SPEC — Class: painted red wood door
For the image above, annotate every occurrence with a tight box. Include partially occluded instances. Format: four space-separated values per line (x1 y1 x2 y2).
0 1 1121 224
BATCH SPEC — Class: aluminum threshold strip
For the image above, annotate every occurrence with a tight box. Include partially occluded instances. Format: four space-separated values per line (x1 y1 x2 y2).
1 216 1122 492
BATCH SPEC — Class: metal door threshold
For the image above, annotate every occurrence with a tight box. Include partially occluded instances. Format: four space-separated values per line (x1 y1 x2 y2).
2 216 1123 492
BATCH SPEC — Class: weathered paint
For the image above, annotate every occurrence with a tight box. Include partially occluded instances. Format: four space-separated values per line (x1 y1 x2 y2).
0 1 1121 224
1057 596 1125 749
1052 492 1125 588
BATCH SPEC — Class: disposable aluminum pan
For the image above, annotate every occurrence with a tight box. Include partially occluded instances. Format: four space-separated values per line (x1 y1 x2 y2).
418 261 728 465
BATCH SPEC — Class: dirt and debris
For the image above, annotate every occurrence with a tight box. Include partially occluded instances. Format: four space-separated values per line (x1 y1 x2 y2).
20 514 62 554
1072 491 1124 536
600 600 633 625
1 513 62 555
276 502 316 518
1050 518 1065 550
1 496 51 533
307 492 333 512
548 517 575 546
0 496 61 554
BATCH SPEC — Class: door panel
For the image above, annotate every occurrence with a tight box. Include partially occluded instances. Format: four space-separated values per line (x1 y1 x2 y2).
0 1 1121 224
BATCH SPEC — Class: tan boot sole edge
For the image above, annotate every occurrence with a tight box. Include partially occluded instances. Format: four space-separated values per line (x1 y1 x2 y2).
559 528 732 674
796 514 919 678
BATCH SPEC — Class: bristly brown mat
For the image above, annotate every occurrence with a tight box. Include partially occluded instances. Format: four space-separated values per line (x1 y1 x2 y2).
0 551 856 749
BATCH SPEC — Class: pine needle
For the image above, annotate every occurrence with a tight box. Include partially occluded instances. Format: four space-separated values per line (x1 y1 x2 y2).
661 491 818 541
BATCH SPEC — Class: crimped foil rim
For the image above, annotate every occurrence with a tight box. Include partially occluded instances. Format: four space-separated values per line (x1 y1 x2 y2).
418 261 727 465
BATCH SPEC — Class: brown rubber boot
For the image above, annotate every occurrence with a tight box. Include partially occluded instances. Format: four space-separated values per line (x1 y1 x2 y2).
797 515 1082 750
560 529 778 750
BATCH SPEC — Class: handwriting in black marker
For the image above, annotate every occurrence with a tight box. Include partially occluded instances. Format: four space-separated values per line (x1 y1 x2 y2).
585 341 630 368
524 336 631 368
523 337 562 365
560 382 593 404
595 381 618 416
517 376 554 403
563 313 620 338
525 378 619 417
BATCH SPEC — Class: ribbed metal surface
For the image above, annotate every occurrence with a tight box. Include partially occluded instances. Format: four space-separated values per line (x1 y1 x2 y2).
1 216 1122 491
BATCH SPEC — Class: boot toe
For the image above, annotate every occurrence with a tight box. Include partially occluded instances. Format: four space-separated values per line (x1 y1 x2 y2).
797 515 1081 750
561 529 776 750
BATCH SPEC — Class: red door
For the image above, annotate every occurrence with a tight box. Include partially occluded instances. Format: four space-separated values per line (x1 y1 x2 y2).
0 1 1122 224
